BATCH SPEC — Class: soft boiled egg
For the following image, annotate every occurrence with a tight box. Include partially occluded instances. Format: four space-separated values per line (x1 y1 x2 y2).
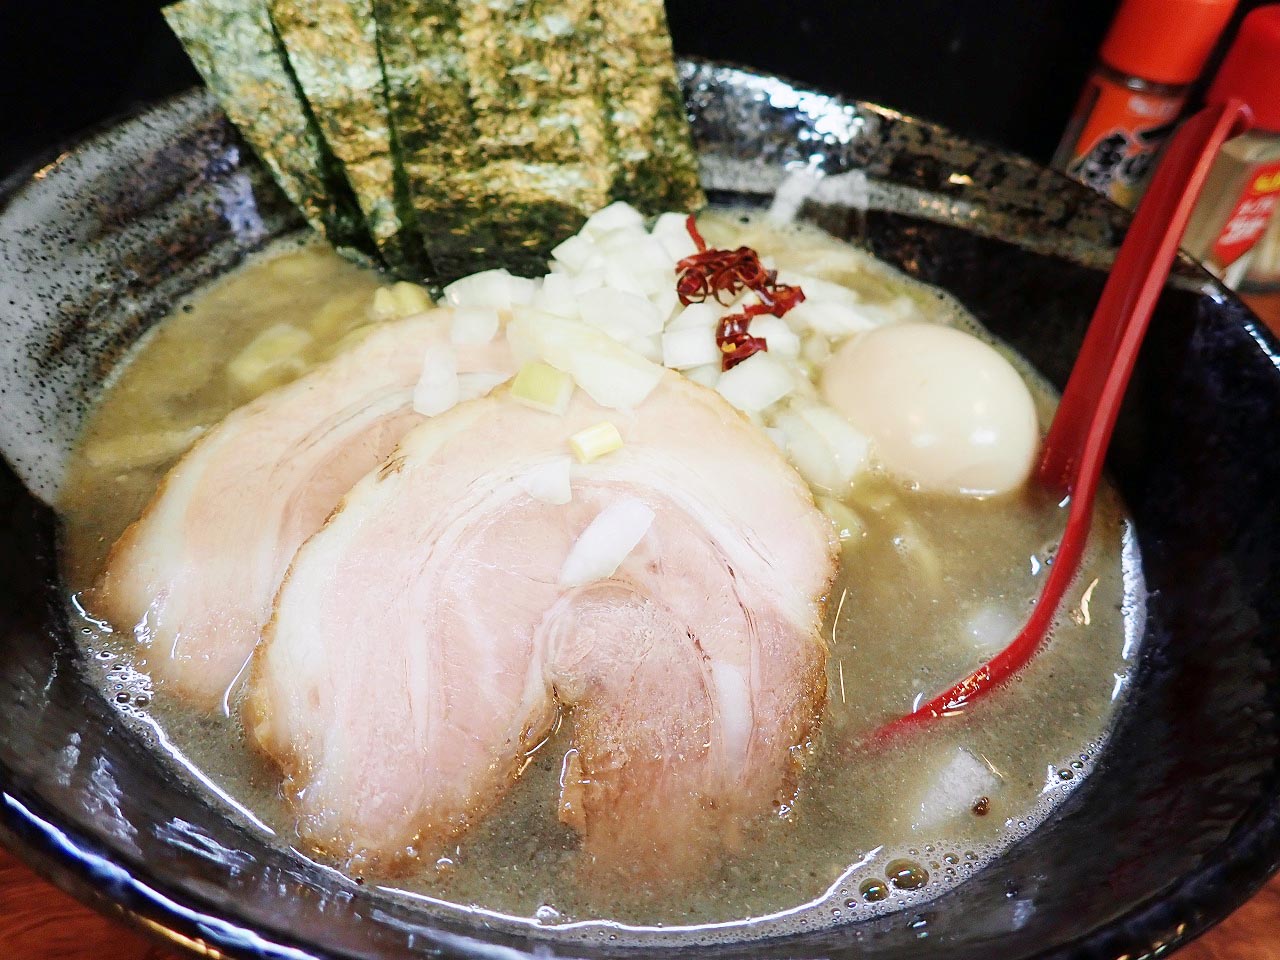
820 323 1038 496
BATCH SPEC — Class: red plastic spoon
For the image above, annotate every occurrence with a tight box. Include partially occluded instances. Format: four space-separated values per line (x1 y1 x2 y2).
872 98 1254 741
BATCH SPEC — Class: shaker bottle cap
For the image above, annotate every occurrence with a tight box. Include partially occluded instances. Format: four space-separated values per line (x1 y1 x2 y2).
1100 0 1238 85
1208 5 1280 131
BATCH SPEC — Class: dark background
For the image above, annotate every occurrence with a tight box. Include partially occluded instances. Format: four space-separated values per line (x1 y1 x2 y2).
0 0 1270 181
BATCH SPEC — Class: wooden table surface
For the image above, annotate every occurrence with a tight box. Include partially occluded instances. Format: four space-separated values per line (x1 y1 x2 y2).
3 292 1279 959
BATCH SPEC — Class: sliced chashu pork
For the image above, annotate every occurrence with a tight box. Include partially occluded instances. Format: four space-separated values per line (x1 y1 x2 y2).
90 312 512 710
248 372 836 874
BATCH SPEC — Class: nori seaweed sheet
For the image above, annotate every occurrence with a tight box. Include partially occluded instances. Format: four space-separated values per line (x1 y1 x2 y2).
372 0 482 279
170 0 704 281
593 0 704 212
378 0 616 278
163 0 372 252
268 0 426 277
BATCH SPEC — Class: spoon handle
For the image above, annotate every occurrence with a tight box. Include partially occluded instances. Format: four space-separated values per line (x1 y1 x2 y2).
874 99 1253 741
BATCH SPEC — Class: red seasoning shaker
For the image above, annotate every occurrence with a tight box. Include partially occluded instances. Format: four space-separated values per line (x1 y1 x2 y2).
1052 0 1238 208
1183 5 1280 285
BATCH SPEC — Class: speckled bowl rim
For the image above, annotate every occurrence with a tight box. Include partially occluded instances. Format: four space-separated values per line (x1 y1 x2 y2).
1 60 1278 960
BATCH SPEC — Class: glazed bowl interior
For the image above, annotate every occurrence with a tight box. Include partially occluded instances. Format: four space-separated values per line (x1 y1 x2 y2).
1 60 1279 960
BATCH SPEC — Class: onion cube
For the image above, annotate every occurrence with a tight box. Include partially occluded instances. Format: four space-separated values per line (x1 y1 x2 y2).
798 406 870 484
662 325 720 370
627 335 663 363
683 363 721 388
715 352 794 413
571 268 608 294
449 306 501 344
579 287 664 337
551 234 599 273
520 456 573 505
749 316 801 356
507 313 664 410
583 201 645 238
443 269 518 310
532 273 579 319
775 271 860 307
558 497 654 586
666 300 722 331
412 346 460 416
507 275 538 306
649 284 680 323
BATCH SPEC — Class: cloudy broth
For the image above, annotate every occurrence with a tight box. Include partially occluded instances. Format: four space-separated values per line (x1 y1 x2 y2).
59 215 1142 945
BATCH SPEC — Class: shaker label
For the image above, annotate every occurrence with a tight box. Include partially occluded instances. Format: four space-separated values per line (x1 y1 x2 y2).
1212 161 1280 268
1066 74 1181 207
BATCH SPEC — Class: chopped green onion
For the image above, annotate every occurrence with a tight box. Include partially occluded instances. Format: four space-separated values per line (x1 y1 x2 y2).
569 421 624 463
511 361 574 415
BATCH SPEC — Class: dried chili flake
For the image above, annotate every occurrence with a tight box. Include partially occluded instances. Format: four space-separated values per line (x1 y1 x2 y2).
674 215 806 370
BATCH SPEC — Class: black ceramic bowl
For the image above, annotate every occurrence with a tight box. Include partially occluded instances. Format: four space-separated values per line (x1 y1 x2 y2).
1 61 1278 960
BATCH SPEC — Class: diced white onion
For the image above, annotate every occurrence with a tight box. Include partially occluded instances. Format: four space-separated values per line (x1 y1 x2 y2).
787 299 889 337
649 284 680 324
412 345 460 416
683 363 721 388
912 747 1001 831
571 268 607 294
964 605 1018 656
666 300 722 331
551 234 598 272
507 312 664 410
594 226 654 253
582 201 645 238
773 410 840 490
558 497 655 586
519 456 573 505
602 235 674 275
650 211 692 238
457 370 512 400
442 269 519 310
763 426 788 451
715 351 794 413
775 271 860 307
749 315 801 356
657 231 698 261
532 273 579 319
651 212 698 260
578 287 664 338
627 334 663 363
507 275 538 306
662 324 721 370
773 404 871 491
600 261 652 297
709 661 752 768
799 406 870 484
449 306 501 344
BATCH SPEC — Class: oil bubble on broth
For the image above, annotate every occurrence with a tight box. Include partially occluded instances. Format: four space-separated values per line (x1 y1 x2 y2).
59 213 1143 945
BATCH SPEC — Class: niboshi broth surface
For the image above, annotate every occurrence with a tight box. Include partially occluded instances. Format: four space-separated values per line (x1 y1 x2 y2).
58 215 1142 945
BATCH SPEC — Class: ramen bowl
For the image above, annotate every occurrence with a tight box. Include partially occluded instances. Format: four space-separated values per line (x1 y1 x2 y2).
0 60 1277 959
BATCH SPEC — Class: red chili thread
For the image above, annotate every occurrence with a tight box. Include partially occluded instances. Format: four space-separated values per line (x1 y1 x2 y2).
675 215 805 370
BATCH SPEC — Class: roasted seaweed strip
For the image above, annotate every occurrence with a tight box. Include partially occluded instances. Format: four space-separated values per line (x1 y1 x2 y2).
593 0 704 212
385 0 615 277
372 0 480 278
163 0 371 252
268 0 426 276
